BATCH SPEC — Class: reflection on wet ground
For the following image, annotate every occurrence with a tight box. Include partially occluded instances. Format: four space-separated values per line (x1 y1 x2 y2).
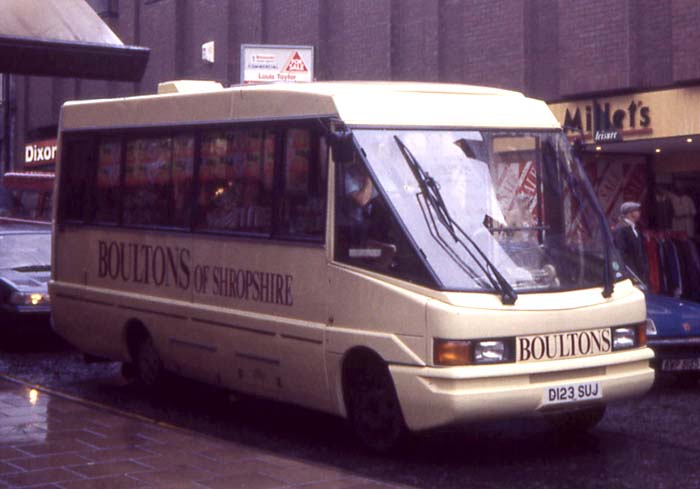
0 379 395 489
3 336 700 489
0 387 46 446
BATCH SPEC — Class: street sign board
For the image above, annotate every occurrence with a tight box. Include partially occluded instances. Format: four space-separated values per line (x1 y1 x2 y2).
240 44 314 84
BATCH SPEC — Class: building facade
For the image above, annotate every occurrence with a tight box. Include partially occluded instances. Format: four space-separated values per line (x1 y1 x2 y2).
9 0 700 158
5 1 700 248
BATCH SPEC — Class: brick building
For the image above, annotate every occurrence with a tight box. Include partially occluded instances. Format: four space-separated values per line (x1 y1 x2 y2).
4 0 700 233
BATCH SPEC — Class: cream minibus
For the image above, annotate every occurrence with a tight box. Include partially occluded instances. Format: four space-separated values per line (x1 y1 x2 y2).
50 81 654 450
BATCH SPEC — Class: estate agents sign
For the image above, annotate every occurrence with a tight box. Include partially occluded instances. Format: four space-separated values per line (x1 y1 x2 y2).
240 44 314 84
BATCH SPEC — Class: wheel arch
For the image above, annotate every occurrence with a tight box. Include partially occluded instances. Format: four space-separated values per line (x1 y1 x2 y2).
339 346 388 416
123 318 151 362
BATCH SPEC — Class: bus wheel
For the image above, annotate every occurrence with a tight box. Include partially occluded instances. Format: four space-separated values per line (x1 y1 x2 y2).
133 335 165 388
344 353 407 452
546 405 606 434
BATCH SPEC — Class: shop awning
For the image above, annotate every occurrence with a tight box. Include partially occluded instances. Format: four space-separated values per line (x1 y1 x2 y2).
0 0 149 81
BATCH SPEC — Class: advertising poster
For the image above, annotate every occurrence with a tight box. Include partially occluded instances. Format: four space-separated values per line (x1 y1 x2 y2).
241 45 314 84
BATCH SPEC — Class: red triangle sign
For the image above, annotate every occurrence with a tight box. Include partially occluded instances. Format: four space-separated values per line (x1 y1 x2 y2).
282 51 309 73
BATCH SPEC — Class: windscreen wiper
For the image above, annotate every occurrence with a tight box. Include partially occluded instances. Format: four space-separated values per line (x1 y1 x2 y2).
393 135 517 305
552 141 614 298
561 126 614 297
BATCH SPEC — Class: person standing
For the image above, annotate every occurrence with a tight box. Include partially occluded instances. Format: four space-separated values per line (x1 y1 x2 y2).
614 201 649 283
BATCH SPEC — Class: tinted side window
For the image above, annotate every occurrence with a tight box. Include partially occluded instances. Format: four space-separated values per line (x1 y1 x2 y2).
60 139 96 222
278 129 326 240
196 128 274 234
123 135 194 227
95 139 121 223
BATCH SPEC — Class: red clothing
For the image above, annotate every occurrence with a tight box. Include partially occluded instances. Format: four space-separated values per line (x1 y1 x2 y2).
643 233 661 293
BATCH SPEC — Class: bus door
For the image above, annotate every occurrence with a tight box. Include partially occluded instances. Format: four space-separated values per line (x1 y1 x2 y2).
274 128 331 410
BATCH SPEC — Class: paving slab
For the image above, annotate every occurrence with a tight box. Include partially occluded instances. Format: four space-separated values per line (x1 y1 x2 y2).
0 378 399 489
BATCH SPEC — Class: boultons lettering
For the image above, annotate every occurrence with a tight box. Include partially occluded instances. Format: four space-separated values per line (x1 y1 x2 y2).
97 240 293 306
98 240 191 289
518 329 612 361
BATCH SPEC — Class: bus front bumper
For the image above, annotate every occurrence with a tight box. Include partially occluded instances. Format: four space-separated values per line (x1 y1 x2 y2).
389 347 654 432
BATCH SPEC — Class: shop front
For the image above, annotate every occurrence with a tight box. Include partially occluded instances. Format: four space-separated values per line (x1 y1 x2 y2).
550 87 700 301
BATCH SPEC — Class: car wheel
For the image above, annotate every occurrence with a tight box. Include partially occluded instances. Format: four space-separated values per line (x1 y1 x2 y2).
133 335 166 388
344 355 407 452
546 405 606 434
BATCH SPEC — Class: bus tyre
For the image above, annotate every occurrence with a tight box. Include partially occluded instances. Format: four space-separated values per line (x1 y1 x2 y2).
344 354 407 452
546 405 606 435
121 362 137 381
133 336 166 388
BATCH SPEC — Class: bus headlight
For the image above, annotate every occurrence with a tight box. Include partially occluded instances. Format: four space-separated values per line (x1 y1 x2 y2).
474 340 507 364
9 291 50 306
612 324 646 350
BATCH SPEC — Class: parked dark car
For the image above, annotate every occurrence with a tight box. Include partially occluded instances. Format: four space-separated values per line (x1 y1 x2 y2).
646 293 700 382
0 228 51 328
624 266 700 383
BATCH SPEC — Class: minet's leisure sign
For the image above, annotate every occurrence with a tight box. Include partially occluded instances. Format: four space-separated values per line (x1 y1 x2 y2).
560 99 652 143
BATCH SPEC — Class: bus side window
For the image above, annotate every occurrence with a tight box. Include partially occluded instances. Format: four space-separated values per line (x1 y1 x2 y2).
60 138 96 222
95 139 122 224
122 134 194 228
196 128 273 234
278 128 326 240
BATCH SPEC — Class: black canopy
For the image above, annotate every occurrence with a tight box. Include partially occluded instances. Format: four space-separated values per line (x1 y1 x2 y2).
0 0 148 81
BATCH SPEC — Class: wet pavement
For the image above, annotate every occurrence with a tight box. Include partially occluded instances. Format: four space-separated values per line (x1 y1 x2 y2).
2 335 700 488
0 378 398 489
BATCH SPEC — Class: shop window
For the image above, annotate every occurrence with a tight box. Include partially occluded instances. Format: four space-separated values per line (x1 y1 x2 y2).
40 190 53 220
278 129 326 240
123 134 194 228
60 139 96 222
94 139 122 223
18 191 40 219
196 128 274 234
334 150 433 284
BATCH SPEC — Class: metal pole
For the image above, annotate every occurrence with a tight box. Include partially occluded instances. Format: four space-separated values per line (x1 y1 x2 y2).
2 74 9 175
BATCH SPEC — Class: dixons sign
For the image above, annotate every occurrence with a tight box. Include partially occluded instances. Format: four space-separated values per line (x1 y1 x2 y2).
25 138 57 167
240 44 314 84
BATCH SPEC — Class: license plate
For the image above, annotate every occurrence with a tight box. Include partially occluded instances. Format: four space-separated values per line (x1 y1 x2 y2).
661 358 700 372
542 381 603 406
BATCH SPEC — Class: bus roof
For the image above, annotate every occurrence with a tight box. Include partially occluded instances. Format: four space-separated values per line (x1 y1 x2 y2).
60 81 561 131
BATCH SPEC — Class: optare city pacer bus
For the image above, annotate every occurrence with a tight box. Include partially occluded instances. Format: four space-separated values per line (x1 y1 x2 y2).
50 81 654 450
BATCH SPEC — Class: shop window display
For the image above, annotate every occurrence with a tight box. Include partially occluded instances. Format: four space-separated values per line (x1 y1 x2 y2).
196 128 274 234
